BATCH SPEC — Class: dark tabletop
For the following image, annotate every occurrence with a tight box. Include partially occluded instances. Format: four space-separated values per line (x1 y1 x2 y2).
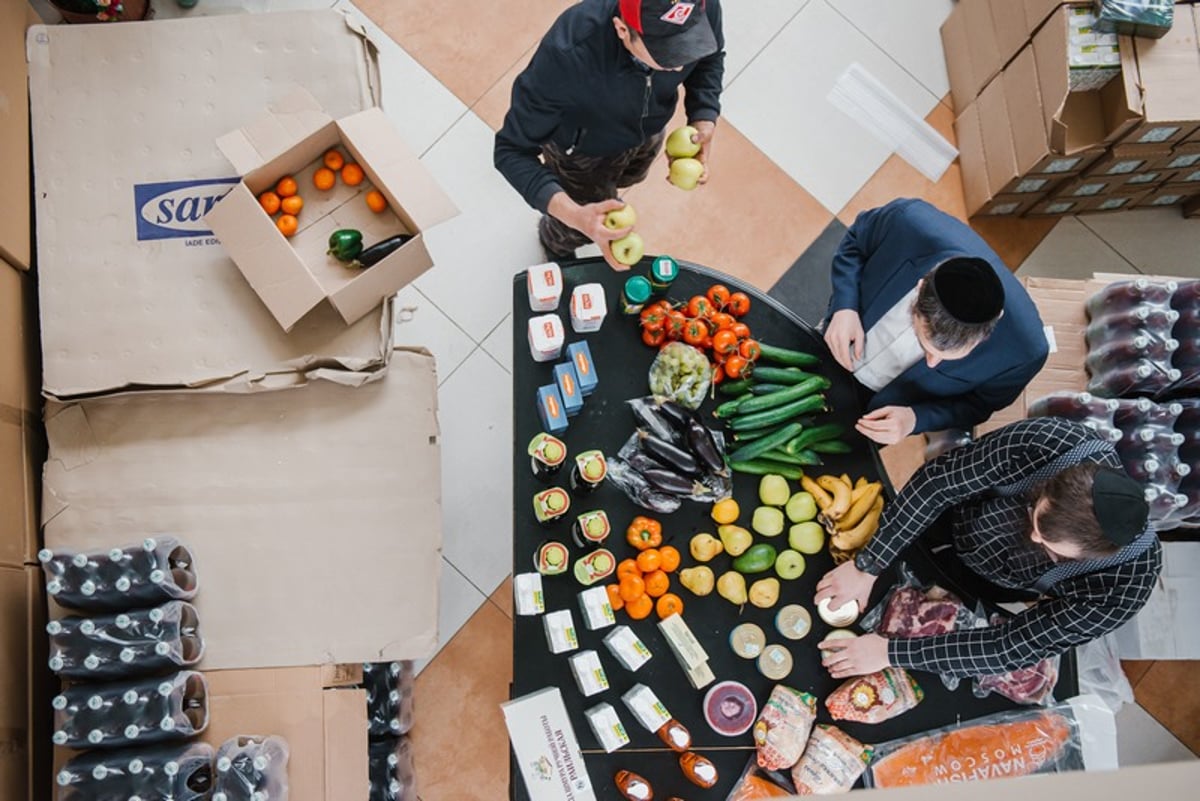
509 256 1077 800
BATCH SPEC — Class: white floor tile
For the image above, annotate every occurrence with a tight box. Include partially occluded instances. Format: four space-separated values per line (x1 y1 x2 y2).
721 0 810 89
1077 208 1200 279
1115 702 1198 766
828 0 955 102
480 313 513 374
393 285 478 385
415 112 544 341
1016 217 1138 281
412 558 488 676
435 349 514 602
721 0 940 214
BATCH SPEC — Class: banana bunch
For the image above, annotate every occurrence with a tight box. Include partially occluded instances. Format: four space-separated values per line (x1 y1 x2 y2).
800 474 884 562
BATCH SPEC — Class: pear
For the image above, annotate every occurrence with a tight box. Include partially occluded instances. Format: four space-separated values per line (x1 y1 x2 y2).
748 577 781 609
717 571 748 606
689 533 724 562
717 524 753 557
679 566 715 596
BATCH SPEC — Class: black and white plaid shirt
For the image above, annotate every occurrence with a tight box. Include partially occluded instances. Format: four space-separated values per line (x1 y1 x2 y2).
856 417 1162 678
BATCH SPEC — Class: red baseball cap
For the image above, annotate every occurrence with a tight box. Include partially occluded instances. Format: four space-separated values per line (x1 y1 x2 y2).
619 0 718 69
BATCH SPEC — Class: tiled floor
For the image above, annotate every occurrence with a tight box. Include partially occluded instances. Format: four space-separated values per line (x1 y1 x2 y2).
31 1 1200 798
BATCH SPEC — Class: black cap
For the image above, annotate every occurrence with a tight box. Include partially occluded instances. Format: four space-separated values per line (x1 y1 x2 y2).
1092 468 1150 547
620 0 719 69
931 257 1006 324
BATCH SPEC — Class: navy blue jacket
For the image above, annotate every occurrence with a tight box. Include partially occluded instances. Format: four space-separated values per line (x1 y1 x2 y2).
830 199 1048 434
494 0 725 212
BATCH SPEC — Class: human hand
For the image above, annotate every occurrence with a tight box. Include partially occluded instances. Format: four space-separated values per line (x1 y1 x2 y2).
818 632 891 679
824 309 865 372
814 559 876 615
856 406 917 445
690 120 716 184
566 197 635 272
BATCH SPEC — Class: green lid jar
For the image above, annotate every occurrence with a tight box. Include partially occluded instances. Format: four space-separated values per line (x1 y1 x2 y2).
649 255 679 293
620 275 653 314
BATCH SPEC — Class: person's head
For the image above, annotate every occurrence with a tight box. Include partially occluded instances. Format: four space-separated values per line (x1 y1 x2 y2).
1026 463 1150 561
910 257 1005 368
613 0 718 72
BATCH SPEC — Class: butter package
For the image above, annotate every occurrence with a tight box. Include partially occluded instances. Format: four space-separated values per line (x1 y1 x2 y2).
565 341 598 396
514 572 545 616
528 314 565 362
584 702 630 753
543 610 578 655
554 361 584 417
621 684 671 732
684 660 716 690
568 650 609 697
578 586 616 631
527 262 563 312
603 626 652 672
536 385 569 435
658 613 709 671
569 284 607 333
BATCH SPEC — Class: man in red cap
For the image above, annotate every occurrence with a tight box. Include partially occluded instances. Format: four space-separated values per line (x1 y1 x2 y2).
495 1 724 270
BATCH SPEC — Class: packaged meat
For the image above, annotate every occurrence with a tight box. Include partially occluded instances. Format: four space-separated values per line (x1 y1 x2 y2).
825 668 923 724
753 685 817 771
864 706 1084 788
790 725 871 795
975 657 1059 706
725 760 793 800
860 563 967 639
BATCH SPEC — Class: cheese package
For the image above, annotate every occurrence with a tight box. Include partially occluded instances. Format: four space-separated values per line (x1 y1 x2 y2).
603 626 651 671
568 650 609 697
578 586 616 631
543 610 578 655
565 341 598 396
536 384 569 435
528 314 565 362
584 702 630 753
513 572 545 616
657 613 708 671
554 361 584 417
621 684 672 733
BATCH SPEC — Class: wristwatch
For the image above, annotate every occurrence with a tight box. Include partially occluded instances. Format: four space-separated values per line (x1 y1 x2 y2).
853 550 881 575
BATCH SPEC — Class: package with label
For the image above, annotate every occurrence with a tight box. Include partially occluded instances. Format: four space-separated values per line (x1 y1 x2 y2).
568 650 609 697
603 626 652 671
621 684 671 732
584 702 630 753
502 688 597 801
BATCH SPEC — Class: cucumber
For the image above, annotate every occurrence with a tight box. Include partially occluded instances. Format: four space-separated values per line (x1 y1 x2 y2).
749 366 820 385
729 460 806 480
749 383 789 395
733 376 831 415
783 423 847 454
729 395 827 431
719 379 754 397
732 423 789 442
714 397 747 418
765 447 822 466
728 422 804 464
810 439 853 454
758 342 822 367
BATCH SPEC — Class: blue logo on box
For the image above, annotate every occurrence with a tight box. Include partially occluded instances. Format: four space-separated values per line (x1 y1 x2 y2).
133 178 240 241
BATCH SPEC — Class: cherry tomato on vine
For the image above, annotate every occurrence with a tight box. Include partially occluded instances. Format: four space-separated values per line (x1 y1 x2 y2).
727 292 751 317
724 354 752 379
642 327 667 347
711 363 726 384
709 312 735 331
682 318 708 346
706 284 731 310
738 338 762 361
730 322 751 340
665 311 687 340
712 329 739 356
686 295 714 319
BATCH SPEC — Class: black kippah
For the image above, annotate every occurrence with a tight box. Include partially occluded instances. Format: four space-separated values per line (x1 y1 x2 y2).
932 257 1005 324
1092 468 1149 547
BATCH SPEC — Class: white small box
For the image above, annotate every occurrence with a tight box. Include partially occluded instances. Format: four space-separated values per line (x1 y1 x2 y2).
528 314 565 363
543 609 578 654
502 688 598 801
584 702 630 753
569 284 607 333
621 683 671 732
657 613 708 671
568 650 609 697
578 586 616 631
684 660 716 690
603 626 652 671
527 262 563 312
514 572 545 616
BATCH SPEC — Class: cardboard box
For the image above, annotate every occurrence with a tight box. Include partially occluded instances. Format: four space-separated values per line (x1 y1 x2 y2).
1076 187 1152 212
1165 164 1200 187
502 687 598 801
943 0 1008 113
1052 175 1127 198
27 11 399 400
0 2 36 272
1136 185 1194 207
1084 144 1173 177
206 90 457 332
42 349 442 670
0 264 39 568
989 0 1031 68
955 103 991 214
1027 195 1088 215
1024 0 1071 35
0 567 50 801
977 194 1042 217
1153 141 1200 170
1183 192 1200 217
1123 5 1200 145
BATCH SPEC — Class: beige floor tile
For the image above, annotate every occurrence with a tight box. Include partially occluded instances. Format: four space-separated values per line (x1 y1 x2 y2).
473 46 535 133
878 434 928 491
1133 660 1200 756
490 574 514 620
412 600 514 801
968 214 1060 272
355 0 568 108
1122 659 1156 690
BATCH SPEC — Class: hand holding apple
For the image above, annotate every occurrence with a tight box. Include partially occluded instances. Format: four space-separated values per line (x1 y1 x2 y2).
553 195 636 271
664 120 716 189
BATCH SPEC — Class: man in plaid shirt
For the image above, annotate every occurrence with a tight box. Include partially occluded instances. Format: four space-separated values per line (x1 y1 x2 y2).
817 417 1162 679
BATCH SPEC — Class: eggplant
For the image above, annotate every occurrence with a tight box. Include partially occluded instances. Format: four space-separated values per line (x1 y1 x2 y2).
607 458 681 514
628 398 676 442
639 467 705 497
654 399 694 434
350 233 414 269
685 417 727 476
637 429 700 476
627 451 667 475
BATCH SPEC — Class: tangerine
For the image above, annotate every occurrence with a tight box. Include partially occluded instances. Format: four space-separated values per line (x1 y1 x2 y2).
275 176 298 198
280 195 303 216
626 594 654 620
655 593 684 619
323 149 345 171
276 214 299 238
313 167 336 191
341 163 365 186
365 189 388 213
258 190 281 215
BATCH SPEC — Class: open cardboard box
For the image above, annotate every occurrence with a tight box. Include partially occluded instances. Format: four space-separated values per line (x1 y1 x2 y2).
0 1 36 272
1122 4 1200 146
207 90 458 332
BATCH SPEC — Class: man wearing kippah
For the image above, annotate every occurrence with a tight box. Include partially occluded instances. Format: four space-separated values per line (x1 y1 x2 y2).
814 416 1162 678
495 0 724 271
823 198 1049 444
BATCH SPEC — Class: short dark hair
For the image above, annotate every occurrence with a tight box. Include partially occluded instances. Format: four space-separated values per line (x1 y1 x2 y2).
913 276 999 351
1031 462 1120 559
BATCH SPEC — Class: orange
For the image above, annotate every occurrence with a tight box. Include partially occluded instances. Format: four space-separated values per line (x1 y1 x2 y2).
635 549 662 574
711 498 740 525
258 190 281 215
341 163 365 187
323 149 345 171
643 569 669 598
656 593 683 619
313 167 336 191
276 214 299 238
275 176 298 198
605 584 625 612
617 558 641 581
626 594 654 620
618 574 645 603
365 189 388 213
658 545 681 573
280 195 303 216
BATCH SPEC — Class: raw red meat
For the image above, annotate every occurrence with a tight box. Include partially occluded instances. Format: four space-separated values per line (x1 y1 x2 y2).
878 586 963 639
976 659 1058 705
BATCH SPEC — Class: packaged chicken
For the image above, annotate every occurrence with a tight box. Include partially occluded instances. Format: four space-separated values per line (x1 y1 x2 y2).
753 685 817 771
790 725 871 795
825 668 923 724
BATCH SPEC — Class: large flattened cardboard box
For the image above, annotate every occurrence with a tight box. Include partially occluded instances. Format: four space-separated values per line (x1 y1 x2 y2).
26 10 396 400
207 91 458 332
0 1 37 272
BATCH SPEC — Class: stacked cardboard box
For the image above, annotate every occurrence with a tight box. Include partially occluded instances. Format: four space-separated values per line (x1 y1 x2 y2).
945 0 1200 218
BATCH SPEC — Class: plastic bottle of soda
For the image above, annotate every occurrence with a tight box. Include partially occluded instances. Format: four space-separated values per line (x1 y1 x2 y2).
1088 335 1179 375
1170 280 1200 312
1086 279 1177 318
1085 307 1180 347
1028 391 1119 424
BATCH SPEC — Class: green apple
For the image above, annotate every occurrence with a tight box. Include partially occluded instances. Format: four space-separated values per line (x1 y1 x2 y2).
752 506 785 537
610 232 645 266
668 157 704 190
604 203 637 231
665 125 701 159
759 474 790 506
774 549 806 580
785 491 818 523
788 521 825 555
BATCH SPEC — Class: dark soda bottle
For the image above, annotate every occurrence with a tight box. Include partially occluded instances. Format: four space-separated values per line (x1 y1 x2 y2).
56 742 214 801
39 537 198 612
212 736 289 801
51 670 209 750
1087 335 1179 375
1113 398 1182 431
1086 306 1180 347
1087 361 1180 397
1170 280 1200 312
369 737 417 801
364 661 415 738
1087 279 1177 318
47 600 204 680
1028 391 1118 423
